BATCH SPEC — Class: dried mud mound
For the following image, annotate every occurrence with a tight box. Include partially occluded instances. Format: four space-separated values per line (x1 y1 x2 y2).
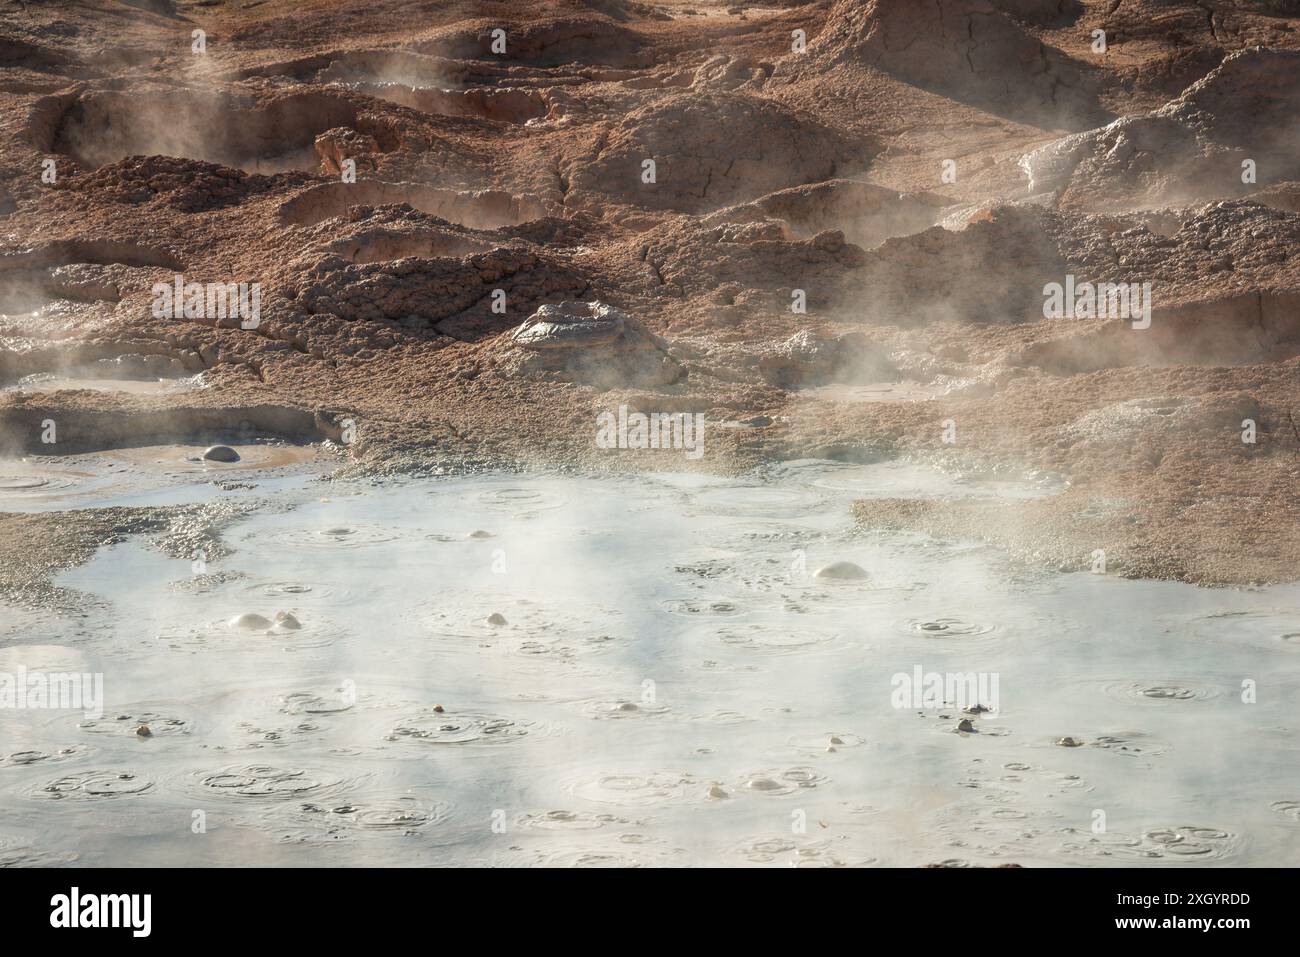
569 93 864 213
498 300 682 388
56 157 298 213
291 247 588 340
0 33 79 81
1023 48 1300 210
624 219 866 310
303 207 497 265
842 199 1300 324
811 0 1108 128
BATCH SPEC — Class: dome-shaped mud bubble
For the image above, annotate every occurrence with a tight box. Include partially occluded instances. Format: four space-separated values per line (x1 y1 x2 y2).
202 445 240 463
812 560 869 581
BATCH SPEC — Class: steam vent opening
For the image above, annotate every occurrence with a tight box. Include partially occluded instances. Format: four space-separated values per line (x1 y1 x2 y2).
3 0 1300 890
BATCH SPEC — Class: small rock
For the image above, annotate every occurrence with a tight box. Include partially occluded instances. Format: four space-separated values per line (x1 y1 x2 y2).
135 724 152 738
468 530 494 539
433 704 444 713
1056 736 1083 748
829 735 844 745
707 784 729 800
486 612 507 626
956 718 976 733
273 611 302 630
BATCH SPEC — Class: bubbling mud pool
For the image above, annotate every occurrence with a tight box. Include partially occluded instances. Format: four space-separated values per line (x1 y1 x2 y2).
1 460 1298 867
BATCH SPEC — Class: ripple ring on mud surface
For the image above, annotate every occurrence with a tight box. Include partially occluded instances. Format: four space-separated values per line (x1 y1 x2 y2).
308 797 446 830
280 691 353 716
516 809 624 831
660 597 745 618
893 617 996 639
159 613 349 653
740 767 827 795
707 621 841 655
566 771 697 807
712 520 823 550
1182 610 1300 648
191 764 359 801
476 486 566 514
1062 824 1238 862
788 731 865 750
242 580 347 603
0 475 55 490
1088 731 1172 756
579 699 670 720
1141 826 1237 859
688 485 823 518
0 834 77 866
75 707 192 738
0 472 86 495
389 709 539 745
1270 800 1300 822
528 845 682 867
259 525 403 549
266 796 448 844
2 745 88 768
31 769 154 800
1096 680 1220 703
735 836 872 867
738 837 798 862
409 599 625 658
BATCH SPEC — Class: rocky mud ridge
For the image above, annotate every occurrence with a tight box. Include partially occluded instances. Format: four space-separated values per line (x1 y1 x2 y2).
1 0 1298 587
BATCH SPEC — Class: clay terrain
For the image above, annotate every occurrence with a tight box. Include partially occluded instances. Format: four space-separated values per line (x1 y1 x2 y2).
2 0 1299 586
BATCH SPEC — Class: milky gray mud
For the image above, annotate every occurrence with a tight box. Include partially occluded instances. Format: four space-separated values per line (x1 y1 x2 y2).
1 459 1297 867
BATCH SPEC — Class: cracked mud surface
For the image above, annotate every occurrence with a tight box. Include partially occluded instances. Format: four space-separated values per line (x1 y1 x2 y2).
1 0 1298 589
